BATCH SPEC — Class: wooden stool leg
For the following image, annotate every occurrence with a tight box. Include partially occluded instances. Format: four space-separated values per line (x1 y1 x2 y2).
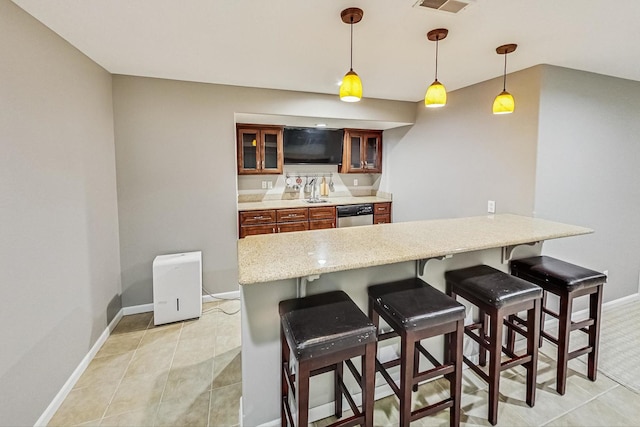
556 293 573 395
363 342 376 427
588 285 603 381
334 362 343 418
479 310 488 367
399 333 414 427
506 314 516 354
413 342 420 392
281 330 289 427
488 311 503 426
539 291 548 347
526 300 540 407
296 360 310 427
450 320 464 427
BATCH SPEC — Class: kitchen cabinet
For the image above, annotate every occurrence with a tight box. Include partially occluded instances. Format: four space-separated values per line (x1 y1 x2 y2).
239 210 277 238
237 124 283 175
340 129 382 173
373 202 391 224
308 206 336 230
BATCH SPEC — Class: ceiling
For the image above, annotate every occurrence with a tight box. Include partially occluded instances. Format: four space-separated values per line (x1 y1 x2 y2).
11 0 640 103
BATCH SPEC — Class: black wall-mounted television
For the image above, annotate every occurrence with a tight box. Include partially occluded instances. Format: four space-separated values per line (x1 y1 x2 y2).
283 128 344 165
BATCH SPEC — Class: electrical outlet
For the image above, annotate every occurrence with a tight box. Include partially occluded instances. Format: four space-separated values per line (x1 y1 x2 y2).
487 200 496 213
267 181 273 189
261 181 267 189
354 179 358 186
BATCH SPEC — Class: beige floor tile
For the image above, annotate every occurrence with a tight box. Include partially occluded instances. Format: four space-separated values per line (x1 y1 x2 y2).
138 323 182 348
543 388 637 426
123 344 175 378
209 383 242 426
180 315 218 340
215 334 241 356
95 331 144 358
48 382 118 426
112 313 152 334
162 359 214 402
99 405 158 426
155 389 211 427
104 371 168 417
212 348 242 389
594 384 640 419
75 352 134 389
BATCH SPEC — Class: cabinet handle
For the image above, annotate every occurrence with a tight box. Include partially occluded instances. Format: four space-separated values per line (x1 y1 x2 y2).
253 215 264 219
272 227 276 233
360 161 364 168
364 161 368 168
277 227 281 233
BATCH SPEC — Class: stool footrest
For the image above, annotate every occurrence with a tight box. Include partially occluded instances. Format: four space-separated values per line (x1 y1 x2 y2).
463 355 490 382
501 354 532 371
571 318 594 331
345 359 361 385
410 398 454 422
339 374 360 417
464 324 491 350
568 345 593 361
414 364 455 385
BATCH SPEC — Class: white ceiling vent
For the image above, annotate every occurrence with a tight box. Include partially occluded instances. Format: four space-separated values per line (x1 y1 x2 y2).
414 0 474 14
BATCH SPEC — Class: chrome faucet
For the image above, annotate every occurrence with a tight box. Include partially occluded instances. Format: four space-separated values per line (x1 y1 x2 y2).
309 178 318 200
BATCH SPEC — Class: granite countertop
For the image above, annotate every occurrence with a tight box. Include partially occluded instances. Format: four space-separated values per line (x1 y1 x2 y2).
237 196 392 212
237 214 593 285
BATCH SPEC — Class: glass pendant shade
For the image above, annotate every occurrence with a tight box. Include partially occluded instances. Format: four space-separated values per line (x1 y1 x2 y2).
340 70 362 102
425 80 447 108
493 90 515 114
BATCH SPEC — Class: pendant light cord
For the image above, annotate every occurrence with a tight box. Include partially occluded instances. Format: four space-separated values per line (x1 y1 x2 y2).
434 37 439 81
350 17 354 71
502 53 507 91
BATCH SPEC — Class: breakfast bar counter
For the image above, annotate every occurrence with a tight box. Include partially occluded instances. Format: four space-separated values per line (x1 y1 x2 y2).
237 214 593 426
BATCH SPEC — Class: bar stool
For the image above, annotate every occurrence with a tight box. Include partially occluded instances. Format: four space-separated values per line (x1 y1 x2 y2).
510 256 606 395
445 265 542 426
368 278 465 427
279 290 377 427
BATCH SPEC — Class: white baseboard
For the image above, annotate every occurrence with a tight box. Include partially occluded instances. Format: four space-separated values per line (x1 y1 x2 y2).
35 309 124 426
122 290 241 315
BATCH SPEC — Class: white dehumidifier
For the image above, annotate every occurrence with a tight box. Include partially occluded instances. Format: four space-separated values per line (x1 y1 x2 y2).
152 251 202 325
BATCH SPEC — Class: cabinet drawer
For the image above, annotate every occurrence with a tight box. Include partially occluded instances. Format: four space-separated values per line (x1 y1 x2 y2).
373 203 391 215
309 219 336 230
276 208 308 223
277 221 309 233
308 206 336 220
374 214 391 225
240 224 277 238
239 210 276 226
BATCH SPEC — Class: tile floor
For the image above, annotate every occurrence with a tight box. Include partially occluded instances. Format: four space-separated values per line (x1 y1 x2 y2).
48 299 640 426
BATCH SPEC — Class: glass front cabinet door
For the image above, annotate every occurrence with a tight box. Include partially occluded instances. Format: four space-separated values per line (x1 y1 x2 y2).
341 129 382 173
237 125 283 175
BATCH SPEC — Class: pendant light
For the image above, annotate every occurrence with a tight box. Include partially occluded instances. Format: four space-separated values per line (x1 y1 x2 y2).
339 8 363 102
425 28 449 108
493 44 517 114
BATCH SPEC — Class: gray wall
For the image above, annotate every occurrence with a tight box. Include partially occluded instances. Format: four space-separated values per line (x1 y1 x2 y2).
112 75 416 306
534 65 640 301
382 66 542 221
0 2 121 425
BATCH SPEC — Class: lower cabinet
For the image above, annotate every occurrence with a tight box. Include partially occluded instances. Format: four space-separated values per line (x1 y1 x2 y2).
373 202 392 224
239 203 392 237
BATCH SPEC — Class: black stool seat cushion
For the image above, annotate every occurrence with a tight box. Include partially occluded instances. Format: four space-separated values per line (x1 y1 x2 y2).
369 278 465 331
511 256 606 292
445 265 542 308
279 291 376 361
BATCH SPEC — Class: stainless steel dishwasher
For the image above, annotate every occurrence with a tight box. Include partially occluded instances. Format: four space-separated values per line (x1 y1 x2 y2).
337 204 374 227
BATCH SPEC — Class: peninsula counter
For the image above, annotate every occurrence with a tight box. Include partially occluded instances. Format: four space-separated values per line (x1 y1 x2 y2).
237 214 592 426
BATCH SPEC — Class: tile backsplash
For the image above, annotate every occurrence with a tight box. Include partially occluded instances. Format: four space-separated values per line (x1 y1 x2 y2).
237 165 381 203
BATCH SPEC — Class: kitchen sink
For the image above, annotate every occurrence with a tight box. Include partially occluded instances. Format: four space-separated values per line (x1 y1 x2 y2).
305 199 328 204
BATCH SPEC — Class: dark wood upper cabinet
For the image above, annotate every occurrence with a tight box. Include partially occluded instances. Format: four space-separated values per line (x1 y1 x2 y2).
237 124 283 175
340 129 382 173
